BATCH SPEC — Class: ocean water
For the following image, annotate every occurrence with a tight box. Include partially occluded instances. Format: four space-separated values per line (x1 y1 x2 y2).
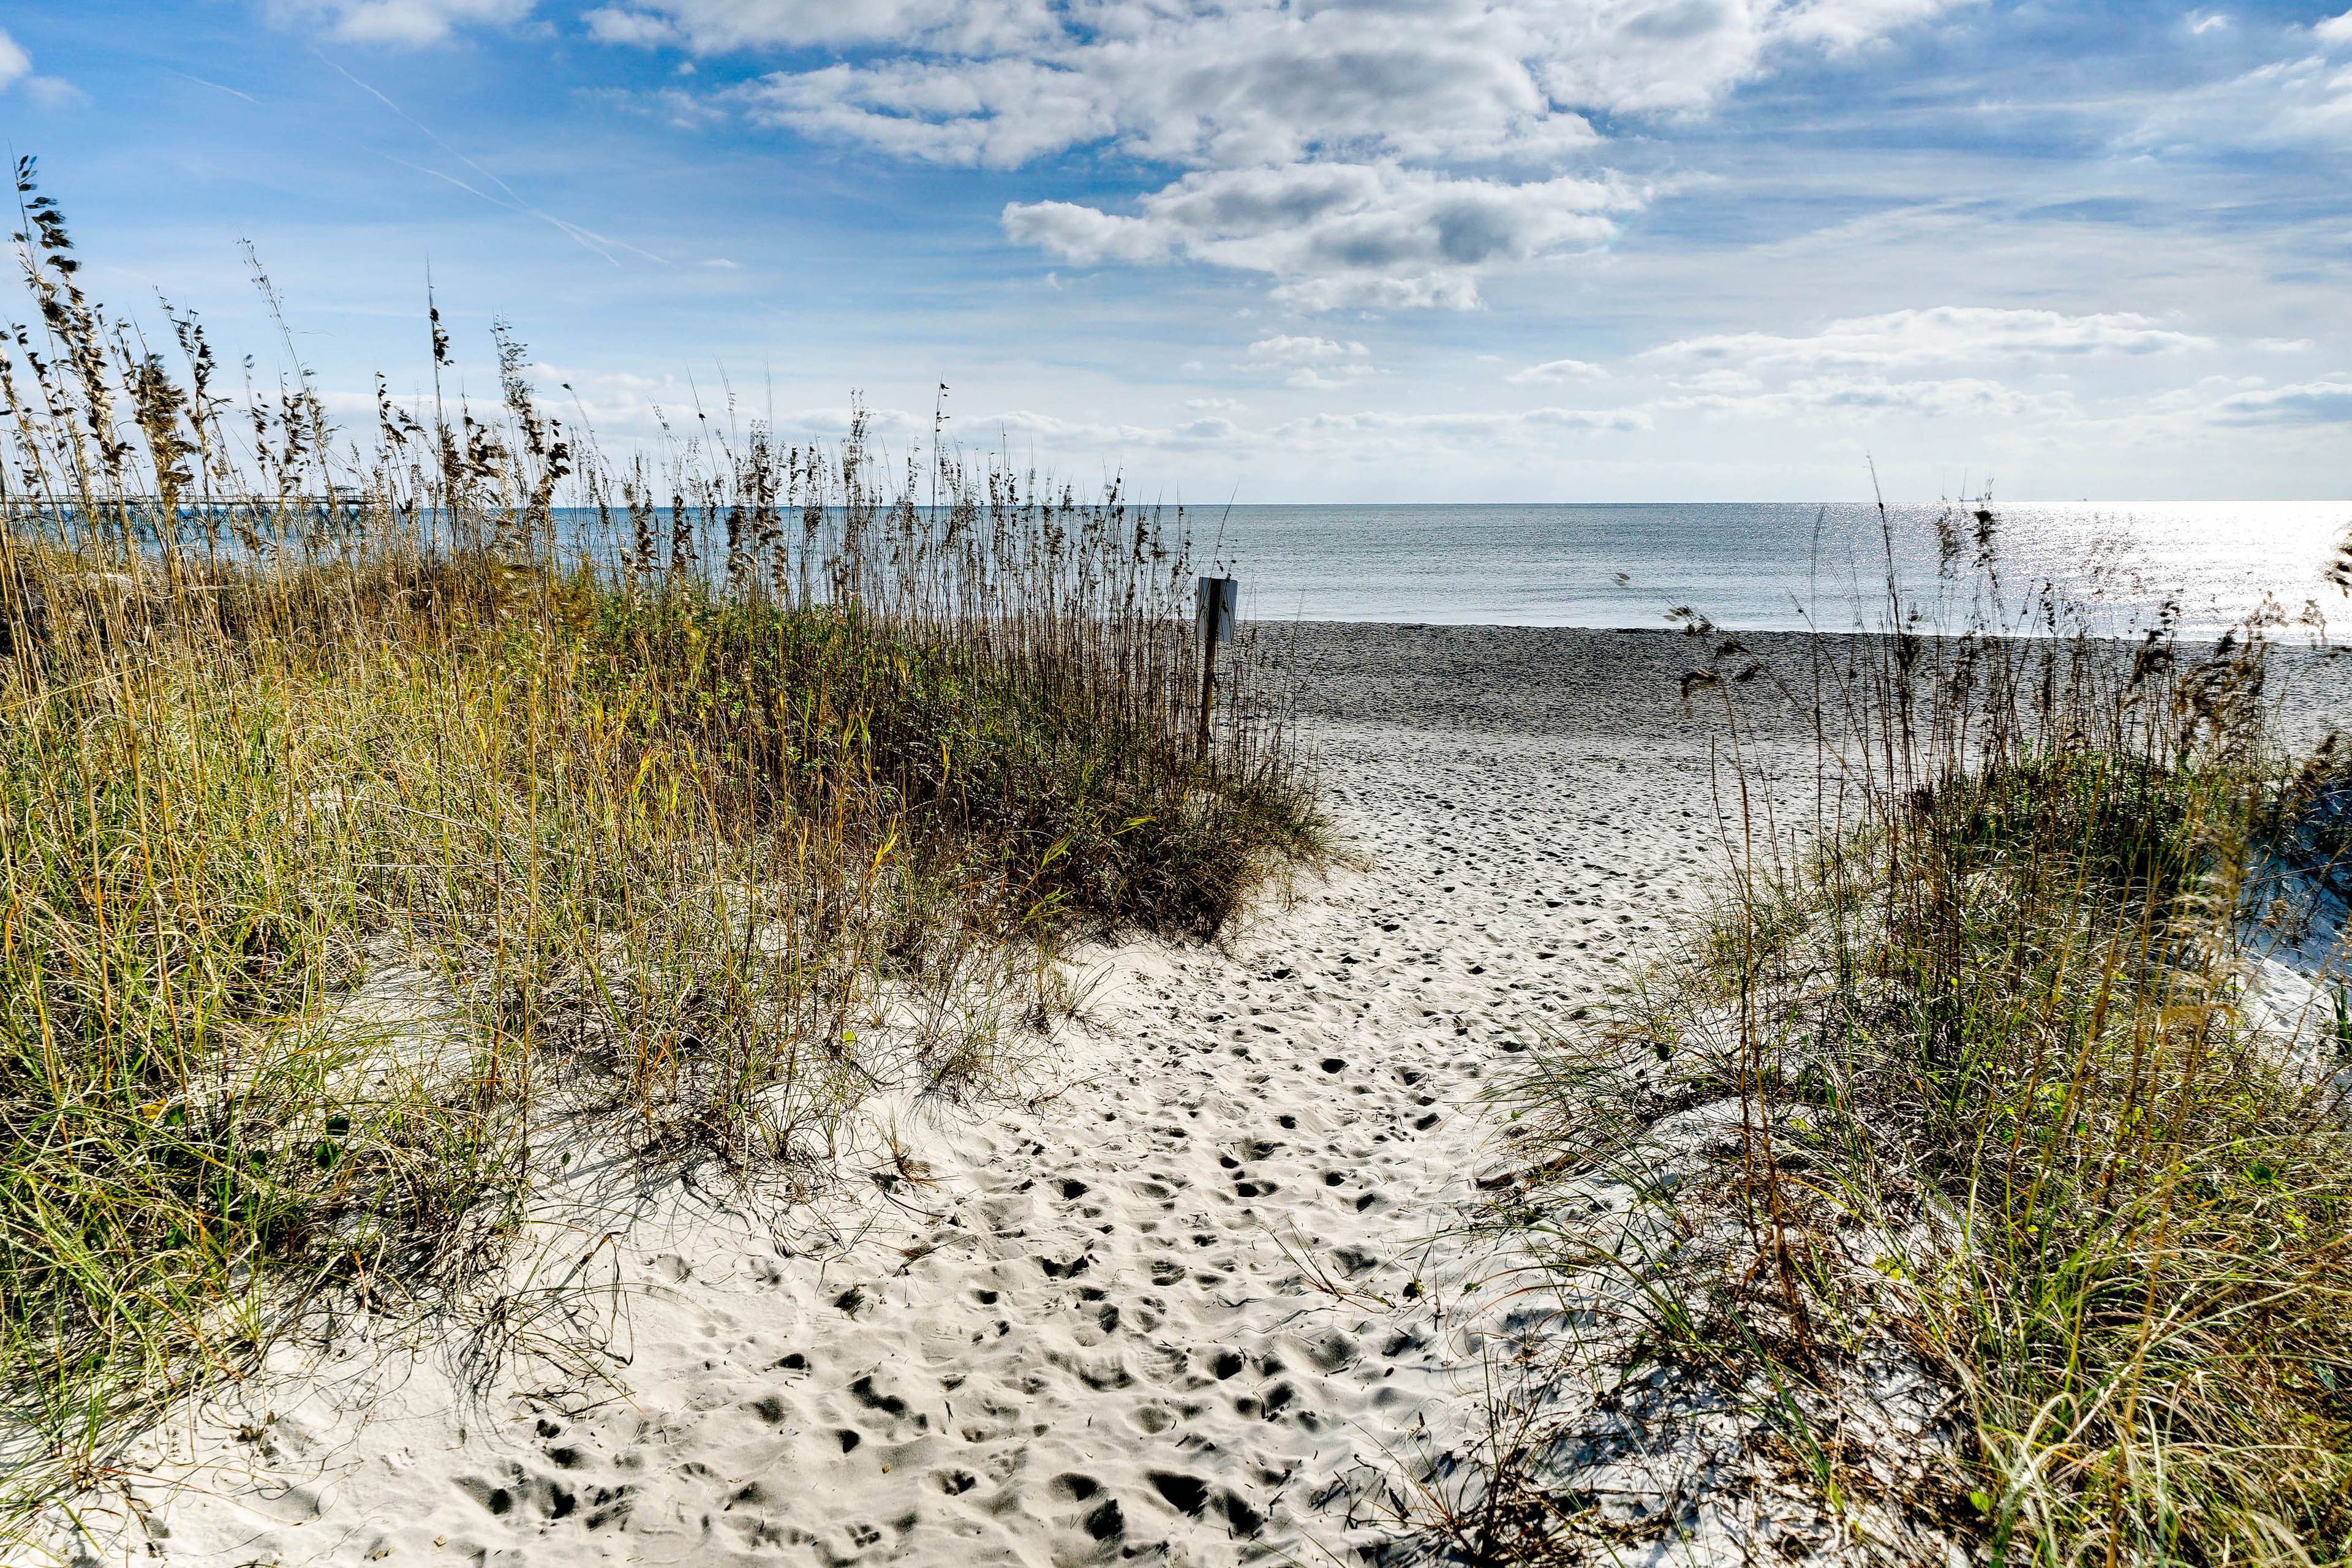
1185 501 2348 635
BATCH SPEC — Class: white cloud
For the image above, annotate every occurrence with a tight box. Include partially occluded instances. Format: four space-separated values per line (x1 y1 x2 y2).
1779 375 2067 417
23 77 86 108
734 58 1117 167
1275 405 1652 447
1776 0 1965 52
1651 306 2214 368
1005 163 1637 310
588 0 1051 55
273 0 535 45
647 0 1981 163
1505 356 1607 384
1676 367 1764 393
2189 12 2230 36
720 6 1601 168
594 0 1964 306
1657 374 2076 423
1627 307 2226 432
2274 57 2352 137
1001 200 1170 265
1246 335 1368 361
582 6 677 43
2211 377 2352 425
978 409 1244 447
0 29 81 107
726 394 1660 466
2124 22 2352 149
1243 334 1373 389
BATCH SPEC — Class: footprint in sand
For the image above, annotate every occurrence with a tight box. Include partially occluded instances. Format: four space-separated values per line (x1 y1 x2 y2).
84 627 1787 1568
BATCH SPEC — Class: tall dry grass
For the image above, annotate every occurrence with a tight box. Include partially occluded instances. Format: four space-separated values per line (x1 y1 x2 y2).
0 160 1321 1520
1492 509 2352 1563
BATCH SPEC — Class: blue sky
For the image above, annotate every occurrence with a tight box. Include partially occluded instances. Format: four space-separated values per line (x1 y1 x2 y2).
1 0 2348 501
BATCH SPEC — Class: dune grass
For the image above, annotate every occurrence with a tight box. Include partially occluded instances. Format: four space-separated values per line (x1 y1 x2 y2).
1491 524 2352 1563
0 164 1322 1522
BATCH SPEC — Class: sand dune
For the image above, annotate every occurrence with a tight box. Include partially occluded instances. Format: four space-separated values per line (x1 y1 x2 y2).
73 622 2345 1566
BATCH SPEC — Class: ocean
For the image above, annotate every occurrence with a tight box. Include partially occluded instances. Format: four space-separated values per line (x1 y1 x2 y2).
1184 501 2346 635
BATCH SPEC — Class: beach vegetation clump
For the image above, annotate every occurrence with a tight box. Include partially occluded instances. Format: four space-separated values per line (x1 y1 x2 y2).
0 164 1320 1521
1495 522 2352 1563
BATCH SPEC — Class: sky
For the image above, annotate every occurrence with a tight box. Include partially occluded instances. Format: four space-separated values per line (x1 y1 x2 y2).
0 0 2347 502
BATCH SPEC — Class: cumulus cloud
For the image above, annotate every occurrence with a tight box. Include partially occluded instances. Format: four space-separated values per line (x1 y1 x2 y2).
729 394 1658 463
1632 307 2207 430
590 0 1049 55
1243 333 1375 388
1005 163 1635 309
1676 367 1763 393
651 0 1980 164
1773 375 2067 417
582 6 679 44
273 0 535 45
2318 9 2352 44
1656 374 2076 423
736 58 1117 167
1775 0 1964 52
0 28 83 106
718 4 1602 169
2211 377 2352 425
1274 405 1652 450
974 408 1246 447
1652 306 2213 368
1506 356 1608 384
590 0 1965 306
1247 335 1368 361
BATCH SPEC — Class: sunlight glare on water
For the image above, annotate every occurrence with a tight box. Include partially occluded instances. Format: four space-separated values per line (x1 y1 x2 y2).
1189 502 2347 635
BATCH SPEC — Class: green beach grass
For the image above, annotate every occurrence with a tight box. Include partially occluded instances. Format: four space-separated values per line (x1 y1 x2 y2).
0 163 1323 1524
1484 531 2352 1564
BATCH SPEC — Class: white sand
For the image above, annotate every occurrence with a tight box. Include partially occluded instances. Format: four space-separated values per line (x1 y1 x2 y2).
33 628 1762 1567
67 623 2346 1566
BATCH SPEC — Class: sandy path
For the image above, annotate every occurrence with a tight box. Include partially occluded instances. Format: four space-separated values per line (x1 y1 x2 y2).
62 630 1796 1567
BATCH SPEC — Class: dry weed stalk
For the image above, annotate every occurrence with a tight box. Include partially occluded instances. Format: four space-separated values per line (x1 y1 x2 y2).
0 162 1322 1527
1487 503 2352 1564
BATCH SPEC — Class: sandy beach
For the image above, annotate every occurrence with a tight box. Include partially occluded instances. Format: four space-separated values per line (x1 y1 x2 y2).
18 9 2347 1550
47 624 2351 1567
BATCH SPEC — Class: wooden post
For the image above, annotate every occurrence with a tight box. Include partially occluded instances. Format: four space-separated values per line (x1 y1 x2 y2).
1195 575 1238 761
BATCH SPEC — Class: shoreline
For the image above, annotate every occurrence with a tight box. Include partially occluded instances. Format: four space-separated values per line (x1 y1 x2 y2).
1265 620 2352 750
